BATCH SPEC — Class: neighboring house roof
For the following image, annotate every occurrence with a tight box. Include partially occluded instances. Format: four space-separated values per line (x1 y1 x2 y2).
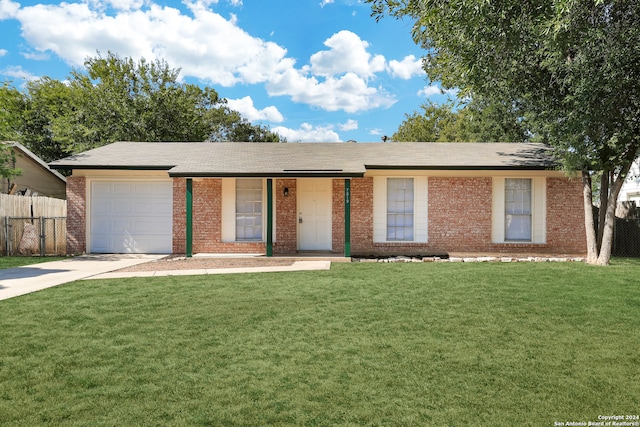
49 141 557 177
2 141 67 198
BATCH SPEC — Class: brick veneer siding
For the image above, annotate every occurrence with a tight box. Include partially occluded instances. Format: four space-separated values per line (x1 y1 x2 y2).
275 179 297 254
66 176 86 254
332 179 345 253
544 177 586 254
172 178 186 254
345 176 586 256
170 175 586 256
173 177 266 255
428 177 493 253
348 178 375 254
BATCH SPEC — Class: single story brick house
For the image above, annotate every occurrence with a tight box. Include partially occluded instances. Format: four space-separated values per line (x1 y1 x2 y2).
49 141 586 257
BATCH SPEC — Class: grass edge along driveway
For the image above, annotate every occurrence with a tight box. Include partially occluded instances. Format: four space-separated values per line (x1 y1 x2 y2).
0 261 638 426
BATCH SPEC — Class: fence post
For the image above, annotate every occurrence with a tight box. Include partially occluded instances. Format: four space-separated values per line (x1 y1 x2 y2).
4 216 8 255
40 216 46 257
53 217 57 253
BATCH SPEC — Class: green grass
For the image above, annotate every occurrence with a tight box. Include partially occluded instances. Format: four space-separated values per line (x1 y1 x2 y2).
0 256 67 270
1 261 639 426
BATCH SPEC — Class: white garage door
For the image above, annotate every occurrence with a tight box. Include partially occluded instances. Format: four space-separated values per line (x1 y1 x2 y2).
90 181 173 254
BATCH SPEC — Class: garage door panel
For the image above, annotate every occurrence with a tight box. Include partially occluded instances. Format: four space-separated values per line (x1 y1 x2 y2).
91 218 114 234
152 201 173 215
113 201 133 214
90 180 173 254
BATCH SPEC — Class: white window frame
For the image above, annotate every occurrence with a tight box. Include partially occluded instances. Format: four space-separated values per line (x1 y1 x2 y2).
235 178 263 241
222 178 270 242
386 177 415 241
492 177 546 244
373 176 428 243
504 178 532 241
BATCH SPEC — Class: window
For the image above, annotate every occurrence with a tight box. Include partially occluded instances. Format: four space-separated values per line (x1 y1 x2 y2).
387 178 414 241
505 178 532 241
236 179 262 241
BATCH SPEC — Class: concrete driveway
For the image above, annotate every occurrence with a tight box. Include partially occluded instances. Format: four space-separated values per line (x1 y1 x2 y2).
0 254 164 301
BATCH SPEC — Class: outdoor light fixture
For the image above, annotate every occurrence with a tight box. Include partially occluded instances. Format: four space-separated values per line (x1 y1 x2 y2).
283 187 289 197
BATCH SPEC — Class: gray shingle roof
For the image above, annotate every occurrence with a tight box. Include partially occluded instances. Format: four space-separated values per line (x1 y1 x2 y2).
49 141 556 177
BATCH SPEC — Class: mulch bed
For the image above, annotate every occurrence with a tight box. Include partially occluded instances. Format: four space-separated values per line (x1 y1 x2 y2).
115 257 297 272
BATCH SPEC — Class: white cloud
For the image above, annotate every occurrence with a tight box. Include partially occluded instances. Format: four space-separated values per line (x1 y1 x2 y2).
86 0 146 11
268 69 396 113
272 123 340 142
320 0 334 7
226 96 284 123
7 1 402 113
339 119 358 131
307 30 385 79
418 85 458 98
21 51 49 60
0 0 20 19
0 49 7 57
369 128 383 136
12 1 292 87
1 65 38 81
388 55 424 79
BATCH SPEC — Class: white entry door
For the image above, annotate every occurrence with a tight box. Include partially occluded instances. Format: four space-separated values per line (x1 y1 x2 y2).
297 179 332 251
90 180 173 253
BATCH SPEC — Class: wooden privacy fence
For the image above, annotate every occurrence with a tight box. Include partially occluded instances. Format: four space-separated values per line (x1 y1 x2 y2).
1 194 67 256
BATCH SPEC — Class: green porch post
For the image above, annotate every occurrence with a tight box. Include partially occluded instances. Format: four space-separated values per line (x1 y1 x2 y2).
266 178 273 257
186 178 193 258
344 178 351 257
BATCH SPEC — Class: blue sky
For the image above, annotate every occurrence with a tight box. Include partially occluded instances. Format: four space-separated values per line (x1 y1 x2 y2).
0 0 456 142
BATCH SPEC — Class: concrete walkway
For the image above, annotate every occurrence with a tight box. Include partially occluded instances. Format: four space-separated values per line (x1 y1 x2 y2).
87 260 332 280
0 255 332 302
0 254 164 301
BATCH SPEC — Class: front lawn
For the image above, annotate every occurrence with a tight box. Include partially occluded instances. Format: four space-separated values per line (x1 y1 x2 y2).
0 261 638 426
0 256 67 270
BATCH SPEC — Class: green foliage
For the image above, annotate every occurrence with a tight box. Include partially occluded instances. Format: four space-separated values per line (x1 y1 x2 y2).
368 0 640 171
0 84 23 179
366 0 640 263
0 142 20 179
2 52 282 163
393 98 529 142
0 262 638 425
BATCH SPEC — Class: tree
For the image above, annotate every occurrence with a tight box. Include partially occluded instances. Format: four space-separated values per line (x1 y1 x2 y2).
0 83 22 179
367 0 640 265
393 98 529 142
3 52 283 163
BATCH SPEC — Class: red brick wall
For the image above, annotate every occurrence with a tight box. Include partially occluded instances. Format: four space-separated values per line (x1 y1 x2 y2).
545 177 586 254
275 179 297 254
349 178 375 254
66 176 86 255
428 177 493 252
192 179 222 253
345 176 586 256
172 178 186 254
173 178 266 255
171 175 586 256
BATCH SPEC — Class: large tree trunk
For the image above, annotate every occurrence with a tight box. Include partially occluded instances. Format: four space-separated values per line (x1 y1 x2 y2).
591 146 638 265
596 171 609 252
582 170 599 264
596 175 625 265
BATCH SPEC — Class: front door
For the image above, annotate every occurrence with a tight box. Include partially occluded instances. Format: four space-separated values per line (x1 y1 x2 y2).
298 179 332 251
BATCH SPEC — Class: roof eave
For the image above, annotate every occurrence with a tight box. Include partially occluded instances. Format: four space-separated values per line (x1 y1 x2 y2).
168 171 365 178
49 165 175 171
364 165 556 171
